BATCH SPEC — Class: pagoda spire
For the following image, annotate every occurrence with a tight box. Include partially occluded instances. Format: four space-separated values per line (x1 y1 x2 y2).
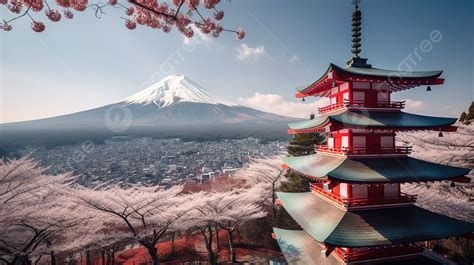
351 0 362 57
347 0 371 68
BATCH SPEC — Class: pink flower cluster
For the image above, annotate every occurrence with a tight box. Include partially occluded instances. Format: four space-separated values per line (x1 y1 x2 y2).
125 19 136 30
1 0 244 40
46 8 61 21
1 23 13 31
31 20 45 32
64 9 73 18
236 28 245 40
22 0 44 11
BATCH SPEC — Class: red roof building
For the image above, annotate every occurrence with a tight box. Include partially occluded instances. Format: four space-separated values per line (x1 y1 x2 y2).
273 2 473 264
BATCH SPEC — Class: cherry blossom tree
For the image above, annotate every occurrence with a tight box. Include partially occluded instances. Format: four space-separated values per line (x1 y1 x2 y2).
0 156 81 265
216 189 266 263
235 157 285 222
68 185 192 265
185 188 266 264
0 0 245 40
397 124 474 222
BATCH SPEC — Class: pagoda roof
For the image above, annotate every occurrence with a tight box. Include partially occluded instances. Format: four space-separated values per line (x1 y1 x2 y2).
288 110 457 133
274 228 449 265
282 154 470 183
273 228 341 265
276 192 474 247
296 63 443 97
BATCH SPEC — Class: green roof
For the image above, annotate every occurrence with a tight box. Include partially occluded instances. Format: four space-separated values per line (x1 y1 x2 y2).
288 110 457 131
282 154 470 183
296 63 442 93
277 192 474 247
333 64 442 79
274 228 448 265
273 228 341 265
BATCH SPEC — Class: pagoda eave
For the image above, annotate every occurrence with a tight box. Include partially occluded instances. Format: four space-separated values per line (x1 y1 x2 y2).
296 63 444 97
276 192 474 248
282 154 471 183
287 110 458 133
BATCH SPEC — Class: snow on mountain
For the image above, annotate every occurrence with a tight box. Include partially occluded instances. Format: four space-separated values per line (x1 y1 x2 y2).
120 75 238 108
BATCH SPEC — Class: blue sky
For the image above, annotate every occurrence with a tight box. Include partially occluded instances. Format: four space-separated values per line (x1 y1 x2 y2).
1 0 473 122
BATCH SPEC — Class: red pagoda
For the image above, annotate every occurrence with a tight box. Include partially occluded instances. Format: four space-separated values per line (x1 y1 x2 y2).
273 2 473 264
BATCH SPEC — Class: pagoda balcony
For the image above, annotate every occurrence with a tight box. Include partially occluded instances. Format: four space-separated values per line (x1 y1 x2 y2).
310 183 417 208
334 243 424 263
318 100 406 114
315 145 412 156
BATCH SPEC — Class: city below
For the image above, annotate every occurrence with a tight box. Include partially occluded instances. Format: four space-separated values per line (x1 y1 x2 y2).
23 137 286 187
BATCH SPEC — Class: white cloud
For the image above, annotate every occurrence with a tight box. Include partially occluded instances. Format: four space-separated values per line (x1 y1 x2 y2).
235 44 266 61
237 93 330 118
289 55 300 63
404 99 425 112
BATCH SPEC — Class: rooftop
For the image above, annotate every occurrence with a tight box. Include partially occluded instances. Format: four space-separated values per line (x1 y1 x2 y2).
276 192 474 247
282 154 470 183
288 110 457 133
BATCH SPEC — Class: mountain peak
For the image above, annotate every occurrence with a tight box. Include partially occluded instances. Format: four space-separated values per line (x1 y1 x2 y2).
120 75 237 108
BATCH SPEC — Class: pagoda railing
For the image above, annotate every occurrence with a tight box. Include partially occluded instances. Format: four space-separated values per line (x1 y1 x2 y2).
315 145 412 155
318 100 405 114
310 183 417 207
334 243 424 262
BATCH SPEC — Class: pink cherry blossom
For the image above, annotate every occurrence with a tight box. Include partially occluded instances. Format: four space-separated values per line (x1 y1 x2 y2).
202 0 219 9
185 0 198 9
8 1 22 13
1 23 12 31
31 21 45 32
63 9 74 19
55 0 70 8
46 9 61 22
2 0 241 40
71 0 87 11
125 19 136 30
214 10 223 20
236 27 245 40
125 6 134 16
183 27 193 38
22 0 44 12
162 25 171 33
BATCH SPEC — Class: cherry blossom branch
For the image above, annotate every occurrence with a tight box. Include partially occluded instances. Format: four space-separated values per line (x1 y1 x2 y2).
87 3 110 18
3 0 33 25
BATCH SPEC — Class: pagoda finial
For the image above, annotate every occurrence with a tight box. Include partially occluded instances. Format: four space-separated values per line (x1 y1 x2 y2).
351 0 362 57
346 0 371 68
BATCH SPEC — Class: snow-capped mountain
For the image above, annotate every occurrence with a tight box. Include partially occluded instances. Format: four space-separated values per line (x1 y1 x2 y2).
121 75 237 108
0 75 294 146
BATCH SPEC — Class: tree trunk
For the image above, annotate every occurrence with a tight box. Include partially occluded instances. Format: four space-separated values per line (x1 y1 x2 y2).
171 231 176 254
111 249 116 265
227 229 236 263
272 182 276 223
214 225 220 253
202 227 216 265
18 255 31 265
86 250 92 265
50 251 56 265
101 250 105 265
143 243 160 265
